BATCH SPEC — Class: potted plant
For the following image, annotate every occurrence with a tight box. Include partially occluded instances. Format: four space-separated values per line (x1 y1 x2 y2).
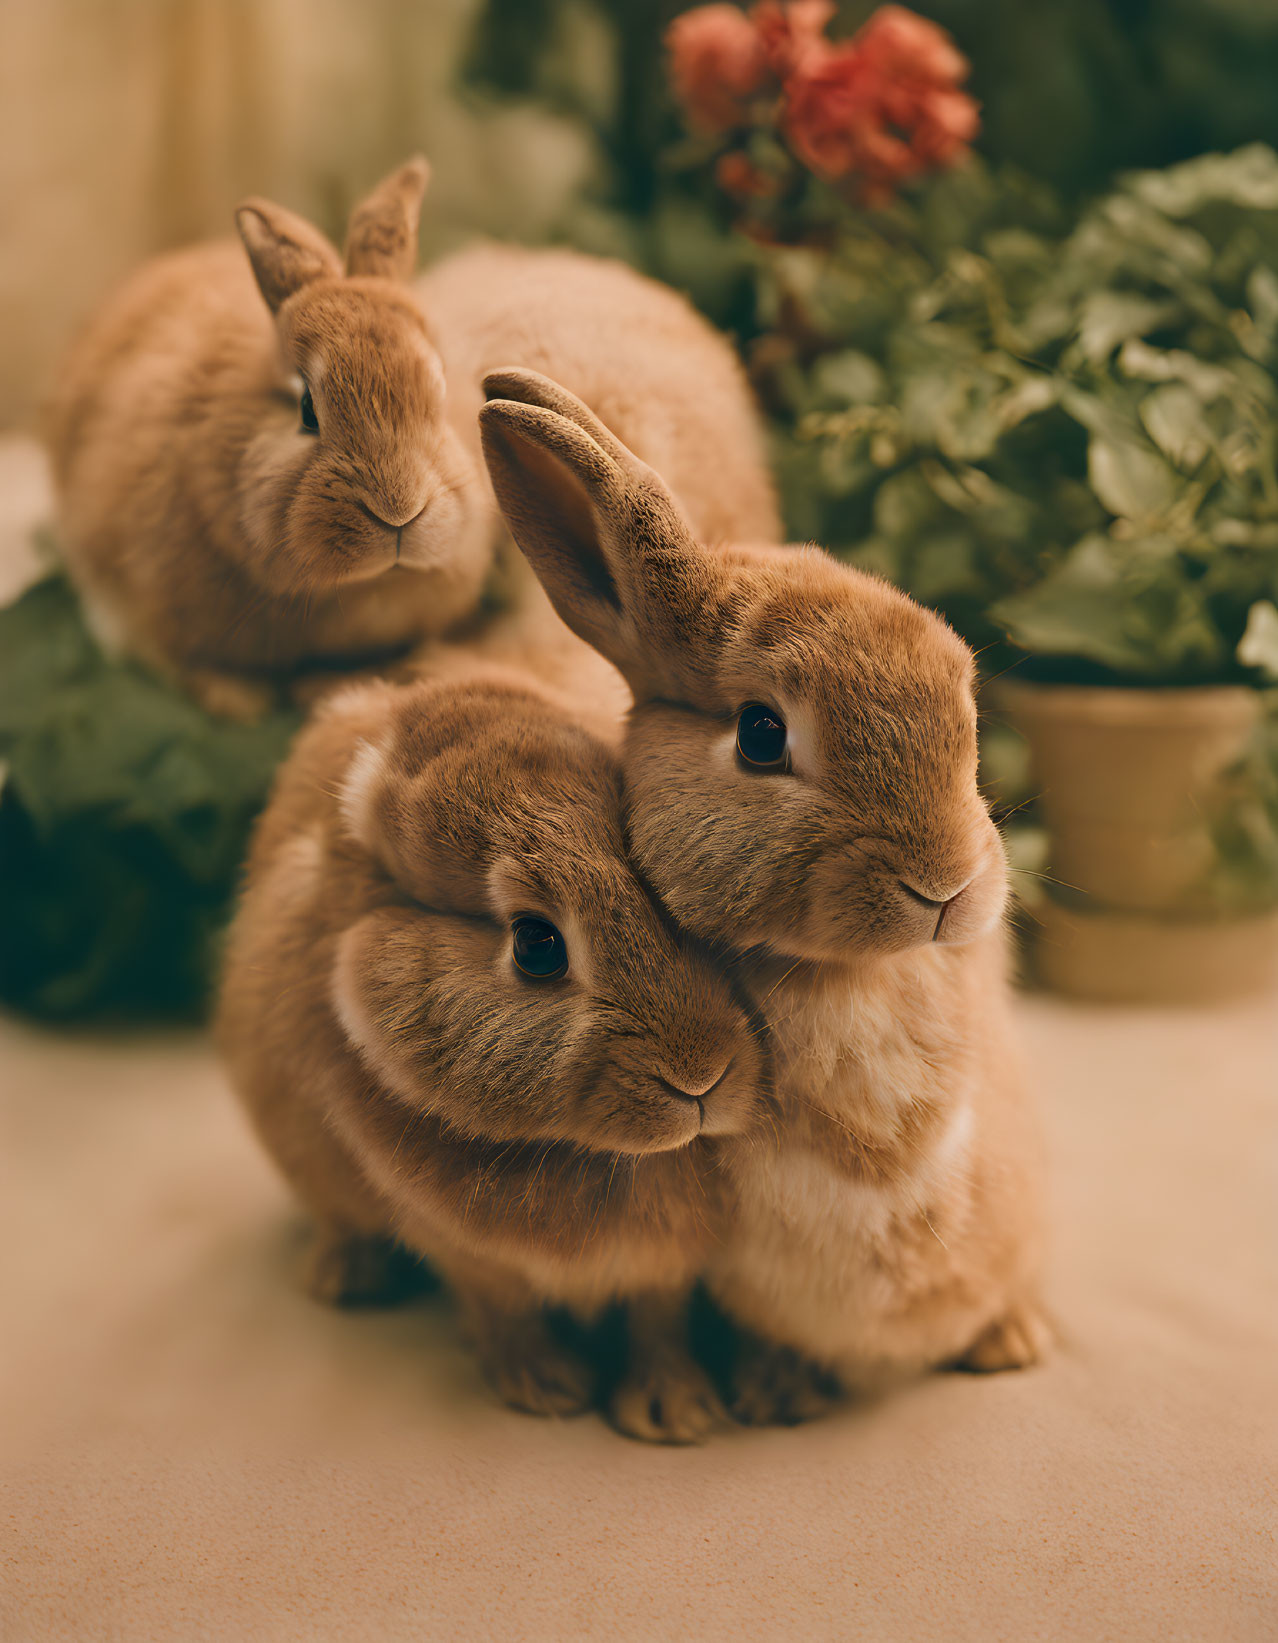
662 2 1278 1000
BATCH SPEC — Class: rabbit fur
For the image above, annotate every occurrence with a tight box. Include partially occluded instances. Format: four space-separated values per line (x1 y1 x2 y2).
48 162 779 718
217 667 772 1441
478 368 1050 1424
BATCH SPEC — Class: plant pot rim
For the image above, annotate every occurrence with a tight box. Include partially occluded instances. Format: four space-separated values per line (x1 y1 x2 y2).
990 678 1263 728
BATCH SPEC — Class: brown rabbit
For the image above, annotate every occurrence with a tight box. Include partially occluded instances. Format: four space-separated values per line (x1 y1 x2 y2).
48 168 780 719
414 242 780 555
47 158 490 718
217 670 770 1442
479 369 1049 1424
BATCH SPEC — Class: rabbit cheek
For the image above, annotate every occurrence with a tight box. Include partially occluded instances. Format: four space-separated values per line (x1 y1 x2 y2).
239 434 315 593
582 1078 705 1156
294 486 400 586
932 848 1009 946
698 1050 766 1139
396 484 466 571
797 843 929 960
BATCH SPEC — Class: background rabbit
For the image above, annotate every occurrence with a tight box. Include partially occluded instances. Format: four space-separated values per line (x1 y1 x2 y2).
217 669 770 1442
479 369 1050 1424
48 157 779 719
47 158 493 719
399 237 784 713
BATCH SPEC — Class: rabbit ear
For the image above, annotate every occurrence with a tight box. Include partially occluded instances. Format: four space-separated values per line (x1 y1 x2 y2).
236 199 342 313
480 378 721 688
345 156 430 280
482 368 638 470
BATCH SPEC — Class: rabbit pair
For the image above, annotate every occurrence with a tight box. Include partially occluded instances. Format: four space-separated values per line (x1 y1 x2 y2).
220 364 1047 1438
218 667 770 1443
47 156 776 718
478 371 1050 1421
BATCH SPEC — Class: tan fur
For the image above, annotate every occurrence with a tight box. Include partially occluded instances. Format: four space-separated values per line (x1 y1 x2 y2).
416 243 780 550
48 183 779 718
47 159 492 714
217 671 771 1441
399 239 783 731
479 369 1049 1418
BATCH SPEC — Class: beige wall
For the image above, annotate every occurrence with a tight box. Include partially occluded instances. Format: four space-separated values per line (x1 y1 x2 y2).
0 0 599 428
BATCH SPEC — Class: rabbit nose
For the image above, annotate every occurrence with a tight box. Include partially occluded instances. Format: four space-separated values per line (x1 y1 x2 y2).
656 1060 732 1103
898 878 972 940
898 878 967 910
362 499 427 531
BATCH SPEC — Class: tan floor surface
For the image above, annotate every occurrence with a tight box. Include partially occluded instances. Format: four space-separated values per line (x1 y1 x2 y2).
2 990 1276 1642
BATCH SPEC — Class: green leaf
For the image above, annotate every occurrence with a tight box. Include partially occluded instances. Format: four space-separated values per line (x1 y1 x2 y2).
873 468 942 541
1126 144 1278 217
991 532 1226 678
1247 263 1278 340
0 572 300 1018
809 350 885 407
1139 384 1213 470
1118 340 1245 401
1237 600 1278 680
1075 291 1175 363
1088 435 1180 520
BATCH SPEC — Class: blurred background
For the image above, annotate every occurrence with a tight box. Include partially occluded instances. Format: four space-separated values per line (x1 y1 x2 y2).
3 0 1278 1014
7 0 1278 427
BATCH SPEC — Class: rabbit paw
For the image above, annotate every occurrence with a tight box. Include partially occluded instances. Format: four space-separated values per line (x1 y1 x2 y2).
481 1336 596 1420
730 1339 844 1427
609 1355 730 1446
956 1303 1051 1373
304 1227 428 1308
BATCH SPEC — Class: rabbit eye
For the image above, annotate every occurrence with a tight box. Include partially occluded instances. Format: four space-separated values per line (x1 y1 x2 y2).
511 916 568 980
299 382 319 435
736 703 788 770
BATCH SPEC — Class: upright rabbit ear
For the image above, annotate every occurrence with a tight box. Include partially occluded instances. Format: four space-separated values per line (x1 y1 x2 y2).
236 199 342 313
479 370 722 690
345 156 430 280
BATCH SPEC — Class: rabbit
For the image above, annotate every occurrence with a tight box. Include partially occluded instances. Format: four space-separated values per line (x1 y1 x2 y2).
47 161 780 720
414 241 780 554
477 369 1050 1425
394 237 784 715
216 668 771 1443
46 157 491 720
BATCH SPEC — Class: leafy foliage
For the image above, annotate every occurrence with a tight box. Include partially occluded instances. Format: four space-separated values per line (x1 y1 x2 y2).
0 576 300 1018
756 146 1278 685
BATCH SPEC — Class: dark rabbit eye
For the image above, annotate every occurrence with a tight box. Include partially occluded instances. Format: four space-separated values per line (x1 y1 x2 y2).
511 916 568 980
736 703 788 769
299 382 319 435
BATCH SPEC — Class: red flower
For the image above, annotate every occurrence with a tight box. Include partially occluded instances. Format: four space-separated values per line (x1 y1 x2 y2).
853 5 967 84
911 85 980 165
665 2 980 203
782 43 911 185
665 5 770 133
849 5 978 171
751 0 835 76
781 5 978 192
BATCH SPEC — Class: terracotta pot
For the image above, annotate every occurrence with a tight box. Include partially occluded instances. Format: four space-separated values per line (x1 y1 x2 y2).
995 680 1278 1003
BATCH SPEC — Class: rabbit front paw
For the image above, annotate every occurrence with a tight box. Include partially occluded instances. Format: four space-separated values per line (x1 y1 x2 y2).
609 1354 729 1446
955 1302 1051 1373
479 1333 596 1419
730 1337 844 1427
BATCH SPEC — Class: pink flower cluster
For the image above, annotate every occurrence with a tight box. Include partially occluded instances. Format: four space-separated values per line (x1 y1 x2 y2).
665 2 979 202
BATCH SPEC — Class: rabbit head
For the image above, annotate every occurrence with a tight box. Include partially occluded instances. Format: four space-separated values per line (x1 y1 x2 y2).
235 158 482 594
479 371 1007 967
328 676 767 1154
